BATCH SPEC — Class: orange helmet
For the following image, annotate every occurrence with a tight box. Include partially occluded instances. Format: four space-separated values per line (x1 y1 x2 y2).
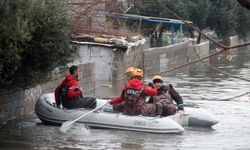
133 69 143 78
124 67 135 76
152 75 163 83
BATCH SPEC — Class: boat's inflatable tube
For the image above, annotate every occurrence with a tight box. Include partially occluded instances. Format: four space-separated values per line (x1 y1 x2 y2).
35 93 219 133
35 93 184 134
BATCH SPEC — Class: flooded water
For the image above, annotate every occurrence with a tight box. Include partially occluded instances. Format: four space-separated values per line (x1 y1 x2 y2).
0 46 250 150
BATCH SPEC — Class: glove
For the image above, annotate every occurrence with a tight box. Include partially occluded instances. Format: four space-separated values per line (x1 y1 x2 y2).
159 85 168 92
148 82 155 88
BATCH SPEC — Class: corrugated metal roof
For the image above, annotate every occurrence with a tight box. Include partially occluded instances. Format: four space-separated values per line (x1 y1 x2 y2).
107 13 192 25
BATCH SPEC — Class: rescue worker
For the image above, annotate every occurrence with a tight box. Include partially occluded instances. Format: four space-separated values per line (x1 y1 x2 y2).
124 67 135 81
112 67 136 112
55 65 96 109
148 75 184 116
109 69 158 116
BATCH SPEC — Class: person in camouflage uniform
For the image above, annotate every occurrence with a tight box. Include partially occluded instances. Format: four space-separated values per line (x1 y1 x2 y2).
112 67 135 112
148 75 184 116
109 69 158 116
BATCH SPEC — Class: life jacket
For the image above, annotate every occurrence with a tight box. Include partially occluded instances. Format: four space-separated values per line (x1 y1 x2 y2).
58 85 69 104
123 79 145 115
55 74 82 106
124 85 145 105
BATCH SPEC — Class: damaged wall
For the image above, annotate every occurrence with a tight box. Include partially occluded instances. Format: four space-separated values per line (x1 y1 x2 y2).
73 40 145 97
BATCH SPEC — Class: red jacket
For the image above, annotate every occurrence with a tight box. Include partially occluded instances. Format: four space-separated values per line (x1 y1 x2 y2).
55 74 82 106
110 78 157 105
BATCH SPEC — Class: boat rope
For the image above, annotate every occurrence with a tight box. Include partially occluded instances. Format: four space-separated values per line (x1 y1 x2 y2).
155 0 250 50
214 91 249 101
202 63 250 82
192 47 250 101
192 47 250 82
147 0 250 76
147 45 249 76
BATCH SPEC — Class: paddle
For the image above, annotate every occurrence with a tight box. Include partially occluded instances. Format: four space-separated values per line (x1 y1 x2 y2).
59 102 108 133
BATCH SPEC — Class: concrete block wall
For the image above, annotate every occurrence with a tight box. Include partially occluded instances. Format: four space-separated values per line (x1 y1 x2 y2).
78 63 95 96
144 41 210 77
113 45 145 92
210 35 238 51
0 62 95 124
187 41 209 61
0 85 43 125
144 42 189 76
229 35 239 47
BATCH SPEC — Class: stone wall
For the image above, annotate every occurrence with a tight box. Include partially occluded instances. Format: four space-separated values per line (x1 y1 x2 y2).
0 62 95 124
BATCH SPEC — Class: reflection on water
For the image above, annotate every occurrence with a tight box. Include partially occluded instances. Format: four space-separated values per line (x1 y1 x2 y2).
0 47 250 150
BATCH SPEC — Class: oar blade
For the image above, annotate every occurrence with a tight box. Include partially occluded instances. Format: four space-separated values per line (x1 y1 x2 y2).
60 120 74 133
59 102 108 133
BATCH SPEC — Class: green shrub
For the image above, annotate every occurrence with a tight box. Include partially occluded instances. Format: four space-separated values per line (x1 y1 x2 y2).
0 0 76 89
